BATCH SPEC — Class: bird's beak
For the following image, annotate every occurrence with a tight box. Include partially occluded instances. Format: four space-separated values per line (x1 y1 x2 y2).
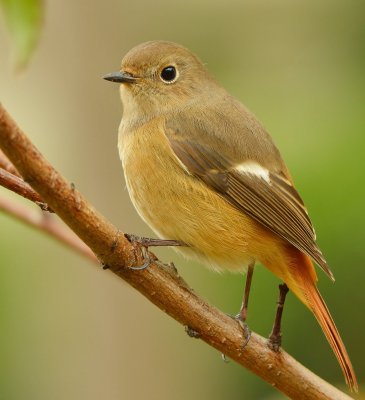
103 71 137 84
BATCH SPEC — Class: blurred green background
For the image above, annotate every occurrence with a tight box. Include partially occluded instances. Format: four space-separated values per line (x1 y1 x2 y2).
0 0 364 399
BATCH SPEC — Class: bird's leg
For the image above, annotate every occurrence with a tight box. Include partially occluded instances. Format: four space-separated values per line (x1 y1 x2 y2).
268 283 289 351
236 262 255 322
125 233 187 270
231 262 255 348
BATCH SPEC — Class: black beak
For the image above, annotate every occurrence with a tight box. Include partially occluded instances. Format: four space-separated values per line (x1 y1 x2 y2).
103 71 137 83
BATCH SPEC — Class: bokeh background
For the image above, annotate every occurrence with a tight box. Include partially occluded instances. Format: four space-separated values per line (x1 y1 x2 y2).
1 1 364 399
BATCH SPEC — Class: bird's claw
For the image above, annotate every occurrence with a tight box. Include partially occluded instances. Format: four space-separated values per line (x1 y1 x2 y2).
267 333 282 352
128 246 152 271
234 315 252 349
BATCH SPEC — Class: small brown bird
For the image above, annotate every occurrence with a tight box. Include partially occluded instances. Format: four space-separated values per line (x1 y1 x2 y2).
104 41 357 391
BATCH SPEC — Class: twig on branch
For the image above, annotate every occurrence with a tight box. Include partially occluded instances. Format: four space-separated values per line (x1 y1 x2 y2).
0 168 52 211
0 194 97 262
0 149 20 176
0 103 354 400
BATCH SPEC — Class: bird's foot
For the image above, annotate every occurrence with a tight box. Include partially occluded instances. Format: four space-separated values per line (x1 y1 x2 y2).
221 314 251 363
125 234 186 271
234 314 252 349
225 313 251 348
128 246 152 271
267 332 282 352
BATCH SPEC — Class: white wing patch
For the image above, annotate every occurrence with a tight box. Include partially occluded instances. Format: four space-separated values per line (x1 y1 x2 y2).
235 161 271 183
172 152 193 175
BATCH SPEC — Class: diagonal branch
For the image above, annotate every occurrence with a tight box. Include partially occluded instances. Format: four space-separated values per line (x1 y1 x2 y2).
0 194 97 262
0 167 52 211
0 103 354 400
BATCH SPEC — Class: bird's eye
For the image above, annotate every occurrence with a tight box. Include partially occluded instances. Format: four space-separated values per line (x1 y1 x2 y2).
160 66 178 83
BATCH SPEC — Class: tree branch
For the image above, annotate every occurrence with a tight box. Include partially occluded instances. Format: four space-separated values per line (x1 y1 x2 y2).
0 167 52 211
0 103 354 400
0 194 96 262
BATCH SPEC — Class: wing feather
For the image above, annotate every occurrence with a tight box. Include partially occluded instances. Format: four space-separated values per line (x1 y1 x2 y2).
166 115 334 281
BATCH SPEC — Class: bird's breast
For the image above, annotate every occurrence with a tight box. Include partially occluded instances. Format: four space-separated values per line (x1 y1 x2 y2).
117 116 277 272
119 117 191 234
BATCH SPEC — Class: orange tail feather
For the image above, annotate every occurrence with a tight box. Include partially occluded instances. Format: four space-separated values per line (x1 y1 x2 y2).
286 250 358 392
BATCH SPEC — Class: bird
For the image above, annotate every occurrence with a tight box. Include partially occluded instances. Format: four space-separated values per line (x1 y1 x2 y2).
103 40 357 391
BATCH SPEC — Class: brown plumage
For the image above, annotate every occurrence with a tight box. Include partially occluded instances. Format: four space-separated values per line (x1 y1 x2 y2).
104 41 358 391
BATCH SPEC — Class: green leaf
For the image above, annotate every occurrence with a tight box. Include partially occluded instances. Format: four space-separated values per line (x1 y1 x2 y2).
0 0 43 69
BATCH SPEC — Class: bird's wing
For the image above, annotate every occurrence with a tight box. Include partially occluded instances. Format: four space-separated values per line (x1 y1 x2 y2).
165 112 334 280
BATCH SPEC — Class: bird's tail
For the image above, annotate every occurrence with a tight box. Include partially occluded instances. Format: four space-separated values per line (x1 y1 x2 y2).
284 249 358 392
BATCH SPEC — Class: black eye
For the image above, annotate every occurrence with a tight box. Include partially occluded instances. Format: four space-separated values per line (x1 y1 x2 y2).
160 66 178 83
